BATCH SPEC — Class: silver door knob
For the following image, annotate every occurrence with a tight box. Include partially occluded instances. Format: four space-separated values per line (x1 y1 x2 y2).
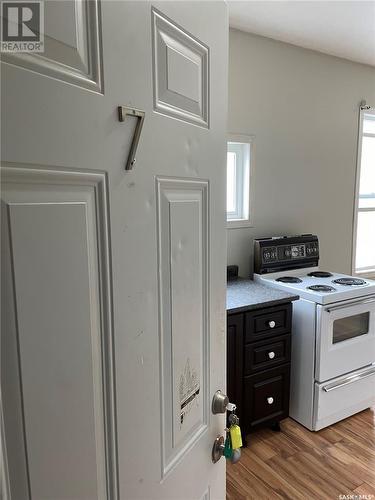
212 390 236 414
211 435 225 463
211 435 241 464
267 397 274 405
269 320 276 328
268 351 275 359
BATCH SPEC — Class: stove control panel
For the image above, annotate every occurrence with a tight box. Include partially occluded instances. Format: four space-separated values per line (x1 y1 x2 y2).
254 235 319 274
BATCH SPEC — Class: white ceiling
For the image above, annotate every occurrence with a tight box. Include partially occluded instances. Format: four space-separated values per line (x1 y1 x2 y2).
228 1 375 67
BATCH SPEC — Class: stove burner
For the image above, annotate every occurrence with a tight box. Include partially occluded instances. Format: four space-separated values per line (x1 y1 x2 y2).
276 276 303 283
332 277 367 286
307 285 337 292
307 271 333 278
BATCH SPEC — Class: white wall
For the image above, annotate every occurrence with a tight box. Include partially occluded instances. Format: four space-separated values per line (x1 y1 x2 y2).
228 28 375 278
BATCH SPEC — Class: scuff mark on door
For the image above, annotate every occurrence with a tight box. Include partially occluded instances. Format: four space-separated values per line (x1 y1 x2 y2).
179 358 200 426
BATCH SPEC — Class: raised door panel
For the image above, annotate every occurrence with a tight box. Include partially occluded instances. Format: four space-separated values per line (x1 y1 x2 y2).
1 0 103 92
152 8 209 127
1 164 117 499
156 177 209 477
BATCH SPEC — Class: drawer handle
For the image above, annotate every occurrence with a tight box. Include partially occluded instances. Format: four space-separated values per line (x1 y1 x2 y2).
268 351 276 359
267 397 274 405
268 320 276 328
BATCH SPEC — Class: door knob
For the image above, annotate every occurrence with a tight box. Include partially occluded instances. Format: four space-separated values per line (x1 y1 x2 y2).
267 397 274 405
211 435 225 463
212 390 236 414
211 435 241 464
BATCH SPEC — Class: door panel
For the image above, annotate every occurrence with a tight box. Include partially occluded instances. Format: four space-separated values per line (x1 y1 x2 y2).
1 166 117 499
1 0 103 92
157 177 209 476
1 2 228 498
152 8 209 126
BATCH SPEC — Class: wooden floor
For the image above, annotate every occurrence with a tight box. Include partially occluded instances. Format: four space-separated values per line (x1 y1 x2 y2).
227 408 375 499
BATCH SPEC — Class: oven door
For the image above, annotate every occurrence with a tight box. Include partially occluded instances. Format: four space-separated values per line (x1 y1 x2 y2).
316 296 375 382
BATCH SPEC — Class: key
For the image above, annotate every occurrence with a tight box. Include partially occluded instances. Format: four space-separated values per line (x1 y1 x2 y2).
228 413 239 426
226 402 236 412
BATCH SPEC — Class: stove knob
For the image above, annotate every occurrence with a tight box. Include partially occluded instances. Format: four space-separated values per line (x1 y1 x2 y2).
268 351 275 359
267 397 274 405
268 320 276 328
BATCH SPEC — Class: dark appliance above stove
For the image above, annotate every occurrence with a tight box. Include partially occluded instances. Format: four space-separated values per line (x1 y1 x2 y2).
254 234 319 274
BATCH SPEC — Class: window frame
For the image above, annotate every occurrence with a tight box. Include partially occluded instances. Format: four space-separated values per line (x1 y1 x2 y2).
226 134 254 229
352 107 375 278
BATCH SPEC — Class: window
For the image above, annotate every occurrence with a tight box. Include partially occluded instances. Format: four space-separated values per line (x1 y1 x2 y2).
226 136 253 227
353 108 375 277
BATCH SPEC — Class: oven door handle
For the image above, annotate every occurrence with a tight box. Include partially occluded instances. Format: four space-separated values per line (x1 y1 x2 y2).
326 296 375 313
323 366 375 392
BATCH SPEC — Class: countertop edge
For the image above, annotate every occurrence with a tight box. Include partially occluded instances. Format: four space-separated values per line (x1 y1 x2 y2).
227 295 299 314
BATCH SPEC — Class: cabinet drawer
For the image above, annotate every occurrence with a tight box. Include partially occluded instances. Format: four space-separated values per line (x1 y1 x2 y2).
244 365 290 428
244 334 291 375
245 304 291 342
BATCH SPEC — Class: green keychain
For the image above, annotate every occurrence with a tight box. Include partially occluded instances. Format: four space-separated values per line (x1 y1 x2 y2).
224 428 233 459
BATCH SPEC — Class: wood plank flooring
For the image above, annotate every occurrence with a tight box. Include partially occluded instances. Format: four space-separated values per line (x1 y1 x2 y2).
227 408 375 499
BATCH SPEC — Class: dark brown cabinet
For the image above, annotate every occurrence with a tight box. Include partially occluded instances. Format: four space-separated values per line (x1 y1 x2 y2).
227 302 293 439
244 365 290 427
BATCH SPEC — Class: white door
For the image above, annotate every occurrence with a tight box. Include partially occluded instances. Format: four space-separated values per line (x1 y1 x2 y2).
1 2 228 499
316 297 375 382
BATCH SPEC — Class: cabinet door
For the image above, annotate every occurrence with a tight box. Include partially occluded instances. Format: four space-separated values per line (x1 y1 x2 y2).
227 314 244 417
244 365 290 429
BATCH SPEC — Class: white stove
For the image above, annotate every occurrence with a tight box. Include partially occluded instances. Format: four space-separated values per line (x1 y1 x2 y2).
257 266 375 305
253 234 375 431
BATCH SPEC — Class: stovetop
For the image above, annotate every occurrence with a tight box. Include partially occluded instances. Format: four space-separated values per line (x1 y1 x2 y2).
254 267 375 305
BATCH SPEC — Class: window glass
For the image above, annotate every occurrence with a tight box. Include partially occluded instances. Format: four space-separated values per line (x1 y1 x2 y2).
356 211 375 270
354 110 375 275
359 136 375 208
227 152 236 214
226 141 251 223
363 114 375 134
333 313 369 344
